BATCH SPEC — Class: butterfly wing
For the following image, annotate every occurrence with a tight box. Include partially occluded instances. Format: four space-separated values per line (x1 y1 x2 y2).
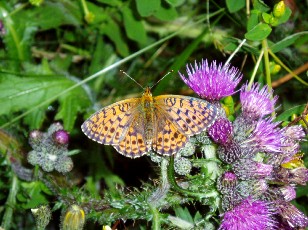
81 98 150 158
113 114 151 158
152 95 218 155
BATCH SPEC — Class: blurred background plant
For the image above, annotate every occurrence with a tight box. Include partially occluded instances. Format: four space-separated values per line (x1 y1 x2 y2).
0 0 307 229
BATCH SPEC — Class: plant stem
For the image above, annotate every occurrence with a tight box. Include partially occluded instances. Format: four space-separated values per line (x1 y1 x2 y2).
248 50 264 88
149 205 161 230
167 156 218 199
268 50 308 86
1 175 19 229
262 39 272 88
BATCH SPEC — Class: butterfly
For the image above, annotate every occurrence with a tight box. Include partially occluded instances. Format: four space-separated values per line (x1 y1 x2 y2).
81 87 218 158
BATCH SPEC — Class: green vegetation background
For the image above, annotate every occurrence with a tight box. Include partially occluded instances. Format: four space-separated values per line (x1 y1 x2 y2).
0 0 307 229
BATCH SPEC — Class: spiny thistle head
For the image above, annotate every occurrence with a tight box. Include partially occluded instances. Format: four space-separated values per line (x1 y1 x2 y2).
219 197 276 230
240 83 277 121
179 59 242 102
27 123 73 173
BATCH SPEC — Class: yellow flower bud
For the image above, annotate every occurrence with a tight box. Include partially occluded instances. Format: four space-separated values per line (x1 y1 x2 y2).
273 1 286 18
62 205 85 230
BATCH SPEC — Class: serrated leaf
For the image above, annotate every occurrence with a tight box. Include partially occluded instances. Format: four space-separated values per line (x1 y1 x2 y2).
245 23 272 41
122 5 147 44
23 108 47 130
55 94 89 131
100 18 129 57
226 0 245 13
136 0 160 17
0 75 90 131
270 31 308 53
174 206 194 223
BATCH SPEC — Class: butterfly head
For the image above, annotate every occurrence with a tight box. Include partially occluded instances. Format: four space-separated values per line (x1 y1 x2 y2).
142 87 152 97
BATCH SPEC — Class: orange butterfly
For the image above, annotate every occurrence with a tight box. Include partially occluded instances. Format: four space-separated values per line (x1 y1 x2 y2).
81 87 217 158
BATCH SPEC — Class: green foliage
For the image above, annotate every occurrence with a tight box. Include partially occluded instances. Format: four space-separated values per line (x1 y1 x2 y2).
0 0 307 229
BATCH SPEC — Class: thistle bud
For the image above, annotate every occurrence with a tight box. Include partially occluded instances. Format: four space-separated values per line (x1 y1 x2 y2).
174 157 192 175
53 130 70 145
62 205 85 230
31 205 51 229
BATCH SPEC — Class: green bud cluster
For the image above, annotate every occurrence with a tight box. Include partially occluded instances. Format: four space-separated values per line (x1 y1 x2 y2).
27 123 73 173
31 205 51 229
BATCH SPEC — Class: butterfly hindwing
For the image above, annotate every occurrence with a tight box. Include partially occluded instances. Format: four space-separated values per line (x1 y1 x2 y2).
152 113 187 155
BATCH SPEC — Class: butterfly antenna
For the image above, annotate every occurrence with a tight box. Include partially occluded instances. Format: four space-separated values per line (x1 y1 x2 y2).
150 70 174 89
120 70 144 90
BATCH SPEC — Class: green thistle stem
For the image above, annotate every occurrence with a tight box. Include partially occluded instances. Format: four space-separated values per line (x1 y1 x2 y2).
1 175 19 229
149 205 161 230
167 156 218 199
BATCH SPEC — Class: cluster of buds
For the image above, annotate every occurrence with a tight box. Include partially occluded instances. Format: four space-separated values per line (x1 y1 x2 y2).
28 122 73 173
179 59 308 229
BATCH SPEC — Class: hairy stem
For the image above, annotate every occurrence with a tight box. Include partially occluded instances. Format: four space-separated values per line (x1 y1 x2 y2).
1 175 19 229
167 156 218 199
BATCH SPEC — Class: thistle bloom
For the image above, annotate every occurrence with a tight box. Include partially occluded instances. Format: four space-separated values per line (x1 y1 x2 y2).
179 59 242 101
279 186 296 202
280 125 306 157
240 83 278 120
242 118 284 153
232 159 273 180
219 198 275 230
275 200 308 228
208 118 233 145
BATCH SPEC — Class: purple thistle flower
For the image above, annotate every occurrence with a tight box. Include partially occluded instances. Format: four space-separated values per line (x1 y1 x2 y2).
179 59 242 101
219 197 275 230
275 200 308 228
232 159 273 180
283 125 306 141
273 167 308 186
208 118 233 145
279 186 296 202
240 83 278 120
242 118 284 153
280 125 306 157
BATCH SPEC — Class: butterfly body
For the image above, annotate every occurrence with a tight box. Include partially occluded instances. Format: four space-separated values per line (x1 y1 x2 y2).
82 87 218 158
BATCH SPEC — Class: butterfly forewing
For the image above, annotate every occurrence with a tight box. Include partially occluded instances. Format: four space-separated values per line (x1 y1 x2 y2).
154 95 218 135
81 98 141 145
